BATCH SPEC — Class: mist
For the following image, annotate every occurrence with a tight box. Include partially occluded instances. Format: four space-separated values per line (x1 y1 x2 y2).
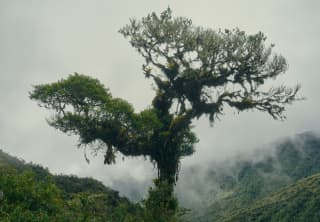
103 131 320 211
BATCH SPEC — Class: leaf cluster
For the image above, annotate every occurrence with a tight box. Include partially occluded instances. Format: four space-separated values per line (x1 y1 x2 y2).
30 73 196 167
120 8 301 122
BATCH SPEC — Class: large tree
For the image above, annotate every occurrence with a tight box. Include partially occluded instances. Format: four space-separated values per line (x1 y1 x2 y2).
30 8 300 219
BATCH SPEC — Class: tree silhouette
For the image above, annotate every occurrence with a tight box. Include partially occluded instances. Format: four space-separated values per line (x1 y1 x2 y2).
30 8 301 219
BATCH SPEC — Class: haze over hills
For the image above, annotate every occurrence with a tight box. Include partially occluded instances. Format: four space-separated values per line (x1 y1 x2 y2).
181 132 320 221
0 131 319 221
223 172 320 222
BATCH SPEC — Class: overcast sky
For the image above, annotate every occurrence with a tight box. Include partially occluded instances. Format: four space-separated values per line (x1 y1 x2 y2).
1 1 319 197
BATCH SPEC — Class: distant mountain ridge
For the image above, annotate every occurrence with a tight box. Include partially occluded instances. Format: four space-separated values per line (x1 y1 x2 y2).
0 149 117 194
184 132 320 221
1 131 320 221
223 172 320 222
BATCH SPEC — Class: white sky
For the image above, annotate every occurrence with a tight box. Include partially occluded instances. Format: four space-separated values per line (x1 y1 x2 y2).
0 0 319 198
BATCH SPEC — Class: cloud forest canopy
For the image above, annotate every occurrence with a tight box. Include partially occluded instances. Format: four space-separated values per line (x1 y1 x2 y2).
30 8 301 220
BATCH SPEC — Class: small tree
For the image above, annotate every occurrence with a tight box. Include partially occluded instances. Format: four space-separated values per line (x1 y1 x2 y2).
30 8 300 220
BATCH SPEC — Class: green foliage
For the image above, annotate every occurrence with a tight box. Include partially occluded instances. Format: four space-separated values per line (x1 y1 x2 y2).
144 179 179 222
187 132 320 222
30 73 111 111
0 150 147 222
30 73 196 168
0 167 64 221
223 173 320 222
119 8 301 122
0 149 27 169
53 174 115 194
1 132 319 222
30 8 301 220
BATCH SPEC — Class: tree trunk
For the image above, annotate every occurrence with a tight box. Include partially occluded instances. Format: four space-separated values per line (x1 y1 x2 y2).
157 159 178 187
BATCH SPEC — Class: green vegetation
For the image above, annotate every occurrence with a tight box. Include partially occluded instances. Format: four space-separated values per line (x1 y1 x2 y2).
1 133 320 221
29 8 300 219
189 132 320 221
223 173 320 222
0 150 145 222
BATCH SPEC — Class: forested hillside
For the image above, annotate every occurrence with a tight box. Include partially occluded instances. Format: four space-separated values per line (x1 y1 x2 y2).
185 132 320 221
1 132 320 221
223 172 320 222
0 149 144 222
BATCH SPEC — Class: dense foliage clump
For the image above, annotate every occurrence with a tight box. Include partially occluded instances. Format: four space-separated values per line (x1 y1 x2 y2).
0 150 145 222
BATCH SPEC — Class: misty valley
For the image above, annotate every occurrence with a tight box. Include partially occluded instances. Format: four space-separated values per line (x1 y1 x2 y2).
1 132 320 221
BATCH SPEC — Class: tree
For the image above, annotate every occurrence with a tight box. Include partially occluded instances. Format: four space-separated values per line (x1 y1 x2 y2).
30 8 301 219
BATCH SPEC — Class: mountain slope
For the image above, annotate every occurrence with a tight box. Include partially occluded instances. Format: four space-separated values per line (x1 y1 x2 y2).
223 172 320 222
185 132 320 221
1 132 320 221
0 149 118 195
0 149 143 222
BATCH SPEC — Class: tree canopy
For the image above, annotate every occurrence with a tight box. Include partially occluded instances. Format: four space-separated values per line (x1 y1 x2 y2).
30 8 301 220
119 8 299 122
